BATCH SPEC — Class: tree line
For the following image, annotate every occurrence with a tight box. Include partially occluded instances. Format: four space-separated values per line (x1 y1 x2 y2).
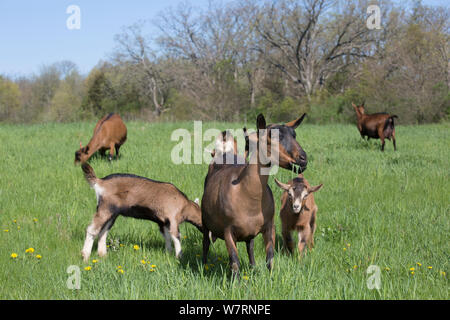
1 0 448 124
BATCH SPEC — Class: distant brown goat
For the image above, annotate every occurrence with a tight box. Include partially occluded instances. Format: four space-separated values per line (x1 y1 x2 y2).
274 174 322 256
201 113 308 276
80 163 202 262
75 113 127 163
352 102 397 151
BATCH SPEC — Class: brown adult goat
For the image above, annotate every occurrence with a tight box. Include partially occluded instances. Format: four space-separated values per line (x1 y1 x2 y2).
274 174 322 256
75 113 127 164
352 102 397 151
201 113 308 276
80 163 202 262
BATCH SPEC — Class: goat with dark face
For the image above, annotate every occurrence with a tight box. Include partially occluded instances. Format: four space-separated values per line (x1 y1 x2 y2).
201 113 308 277
274 175 322 256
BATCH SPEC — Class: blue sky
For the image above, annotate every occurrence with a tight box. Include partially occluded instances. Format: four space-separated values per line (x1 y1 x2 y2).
0 0 447 77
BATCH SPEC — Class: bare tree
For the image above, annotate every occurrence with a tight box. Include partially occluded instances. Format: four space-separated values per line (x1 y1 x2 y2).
113 22 168 117
255 0 379 100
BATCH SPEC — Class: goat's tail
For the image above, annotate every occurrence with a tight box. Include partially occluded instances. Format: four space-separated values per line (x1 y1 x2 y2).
81 163 98 187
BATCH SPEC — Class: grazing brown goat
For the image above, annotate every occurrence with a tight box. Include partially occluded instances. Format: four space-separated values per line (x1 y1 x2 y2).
75 113 127 163
274 175 322 256
80 163 202 262
201 113 308 276
352 102 397 151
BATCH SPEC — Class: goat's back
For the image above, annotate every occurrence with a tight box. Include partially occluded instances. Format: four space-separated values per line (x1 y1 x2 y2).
95 113 127 144
97 174 188 218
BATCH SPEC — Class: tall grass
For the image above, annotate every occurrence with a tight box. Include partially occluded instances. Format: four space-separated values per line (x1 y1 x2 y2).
0 121 448 299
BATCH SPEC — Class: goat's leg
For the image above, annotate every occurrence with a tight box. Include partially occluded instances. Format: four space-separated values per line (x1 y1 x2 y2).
81 209 112 262
281 221 294 254
108 143 115 161
298 226 311 258
97 215 117 257
169 220 182 259
115 144 121 158
309 213 317 249
224 228 240 277
202 226 211 264
162 224 173 253
246 239 255 267
392 130 397 151
262 221 275 271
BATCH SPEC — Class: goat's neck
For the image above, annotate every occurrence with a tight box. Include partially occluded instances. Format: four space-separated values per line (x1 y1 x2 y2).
239 151 270 197
183 201 203 232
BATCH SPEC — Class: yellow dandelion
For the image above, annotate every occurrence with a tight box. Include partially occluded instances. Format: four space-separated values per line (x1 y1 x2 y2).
33 218 38 223
3 229 9 232
140 260 146 265
17 226 20 230
416 262 422 267
410 271 415 275
343 247 347 251
243 276 249 280
117 265 122 269
25 247 35 253
183 235 187 239
347 243 350 247
10 253 18 259
13 219 17 223
205 265 209 271
151 264 156 268
427 266 433 270
119 244 125 247
353 265 357 269
385 267 390 271
440 271 446 277
92 259 98 264
409 267 415 271
84 266 92 271
117 269 124 274
35 254 42 259
149 268 155 272
133 245 140 251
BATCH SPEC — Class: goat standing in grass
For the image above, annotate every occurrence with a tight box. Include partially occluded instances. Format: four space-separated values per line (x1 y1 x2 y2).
75 113 127 163
201 113 308 277
274 175 322 256
352 102 398 151
80 163 202 262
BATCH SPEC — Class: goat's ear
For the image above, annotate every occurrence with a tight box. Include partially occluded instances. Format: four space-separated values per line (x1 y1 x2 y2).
286 113 306 129
308 184 323 193
256 114 266 130
352 102 358 109
274 178 291 191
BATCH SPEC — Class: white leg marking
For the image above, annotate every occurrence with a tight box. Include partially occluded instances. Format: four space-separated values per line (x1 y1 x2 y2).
81 225 96 262
171 234 182 258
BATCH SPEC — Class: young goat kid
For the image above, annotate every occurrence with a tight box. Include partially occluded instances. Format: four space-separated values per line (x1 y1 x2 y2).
274 175 322 256
80 163 202 262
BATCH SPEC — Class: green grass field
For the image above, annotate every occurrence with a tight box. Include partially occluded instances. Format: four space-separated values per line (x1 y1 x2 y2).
0 121 448 299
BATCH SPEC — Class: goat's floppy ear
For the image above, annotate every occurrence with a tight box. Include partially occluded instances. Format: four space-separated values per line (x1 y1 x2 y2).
256 114 266 130
274 178 291 191
308 184 323 193
286 113 306 129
